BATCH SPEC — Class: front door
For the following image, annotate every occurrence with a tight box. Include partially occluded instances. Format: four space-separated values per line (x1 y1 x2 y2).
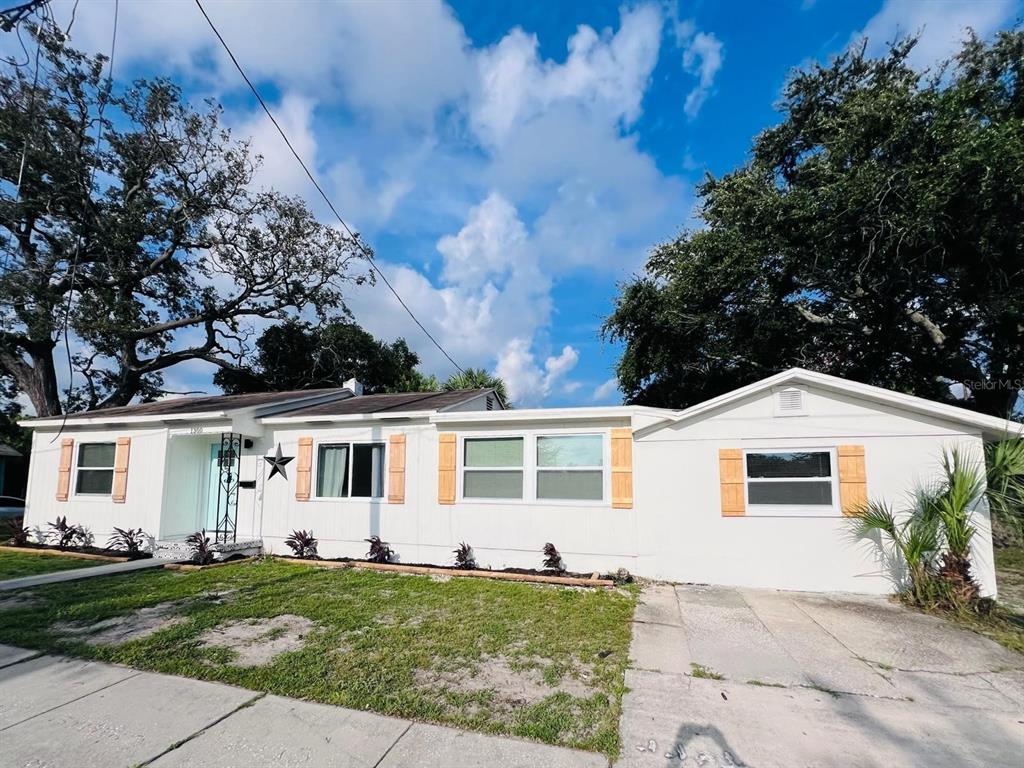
205 443 222 532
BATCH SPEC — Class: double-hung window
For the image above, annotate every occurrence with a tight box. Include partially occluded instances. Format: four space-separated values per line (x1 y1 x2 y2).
76 442 115 495
744 450 836 515
316 443 385 498
536 435 603 500
463 437 524 499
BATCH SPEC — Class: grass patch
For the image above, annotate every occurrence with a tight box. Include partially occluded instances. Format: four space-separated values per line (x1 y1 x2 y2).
0 558 636 757
745 679 785 688
689 662 723 680
0 550 102 579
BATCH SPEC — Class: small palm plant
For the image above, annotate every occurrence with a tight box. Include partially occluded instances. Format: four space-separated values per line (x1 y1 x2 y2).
934 448 986 602
851 498 941 606
851 446 987 611
185 530 215 565
107 527 148 558
365 536 394 564
985 436 1024 541
453 541 476 570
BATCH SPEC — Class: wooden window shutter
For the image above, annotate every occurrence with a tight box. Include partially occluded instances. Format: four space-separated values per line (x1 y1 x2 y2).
438 433 456 505
56 438 74 502
610 428 633 509
112 437 131 503
719 448 745 517
388 433 406 504
838 444 867 516
296 437 313 501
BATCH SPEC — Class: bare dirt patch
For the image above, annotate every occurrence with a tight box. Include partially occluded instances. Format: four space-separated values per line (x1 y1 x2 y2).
417 654 595 707
199 614 316 666
0 592 41 611
55 601 188 645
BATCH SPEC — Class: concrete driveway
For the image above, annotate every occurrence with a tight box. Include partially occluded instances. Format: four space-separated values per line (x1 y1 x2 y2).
619 584 1024 768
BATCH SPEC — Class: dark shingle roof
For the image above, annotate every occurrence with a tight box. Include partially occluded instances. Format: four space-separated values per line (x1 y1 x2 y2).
275 389 491 417
25 388 346 423
24 388 490 423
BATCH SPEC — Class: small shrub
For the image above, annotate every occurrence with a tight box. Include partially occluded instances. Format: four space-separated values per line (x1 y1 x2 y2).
365 535 394 564
453 541 476 570
542 542 564 573
6 517 29 546
284 529 319 559
185 530 215 565
48 516 86 550
107 527 148 558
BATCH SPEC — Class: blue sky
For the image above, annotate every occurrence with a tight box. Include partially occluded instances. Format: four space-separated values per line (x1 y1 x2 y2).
40 0 1023 406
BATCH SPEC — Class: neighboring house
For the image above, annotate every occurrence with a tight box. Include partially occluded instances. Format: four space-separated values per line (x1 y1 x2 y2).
0 442 22 498
18 369 1020 595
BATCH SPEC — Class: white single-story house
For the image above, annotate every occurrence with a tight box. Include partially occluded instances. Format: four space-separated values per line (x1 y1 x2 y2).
19 369 1020 595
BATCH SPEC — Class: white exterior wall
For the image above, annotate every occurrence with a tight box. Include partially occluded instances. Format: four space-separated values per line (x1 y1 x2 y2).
634 385 997 596
258 418 636 574
23 426 169 546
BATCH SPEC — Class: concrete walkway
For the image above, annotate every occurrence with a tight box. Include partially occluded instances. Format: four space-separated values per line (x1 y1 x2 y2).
0 644 605 768
618 584 1024 768
0 557 169 592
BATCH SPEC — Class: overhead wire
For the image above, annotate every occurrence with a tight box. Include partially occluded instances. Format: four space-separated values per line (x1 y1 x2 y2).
193 0 466 375
51 0 118 440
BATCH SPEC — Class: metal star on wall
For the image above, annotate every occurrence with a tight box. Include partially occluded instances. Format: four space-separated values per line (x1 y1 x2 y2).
264 443 294 481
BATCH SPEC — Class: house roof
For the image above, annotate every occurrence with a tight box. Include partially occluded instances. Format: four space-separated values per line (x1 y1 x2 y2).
267 389 493 419
0 442 21 458
646 368 1023 441
19 387 353 427
20 387 494 427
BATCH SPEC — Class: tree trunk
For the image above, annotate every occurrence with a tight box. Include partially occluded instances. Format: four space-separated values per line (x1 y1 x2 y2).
1 342 62 416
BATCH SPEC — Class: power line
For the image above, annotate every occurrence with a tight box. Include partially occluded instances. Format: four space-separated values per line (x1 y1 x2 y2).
52 0 118 440
193 0 465 375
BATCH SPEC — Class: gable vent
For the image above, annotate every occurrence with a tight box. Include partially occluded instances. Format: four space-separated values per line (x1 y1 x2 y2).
775 388 805 416
486 395 494 411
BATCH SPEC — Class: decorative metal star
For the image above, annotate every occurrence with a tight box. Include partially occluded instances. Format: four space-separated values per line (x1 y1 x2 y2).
264 443 294 481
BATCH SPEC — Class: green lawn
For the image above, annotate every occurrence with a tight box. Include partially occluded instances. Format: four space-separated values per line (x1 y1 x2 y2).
0 550 105 580
0 558 637 756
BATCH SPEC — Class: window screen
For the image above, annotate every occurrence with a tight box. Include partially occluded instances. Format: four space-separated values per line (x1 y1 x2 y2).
463 437 523 499
745 451 833 507
76 442 115 494
537 435 603 500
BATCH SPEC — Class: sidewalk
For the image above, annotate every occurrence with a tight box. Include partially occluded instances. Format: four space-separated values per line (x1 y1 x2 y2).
0 645 606 768
0 557 168 592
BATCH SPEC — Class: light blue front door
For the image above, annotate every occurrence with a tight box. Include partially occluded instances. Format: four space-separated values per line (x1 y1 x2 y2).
205 444 222 531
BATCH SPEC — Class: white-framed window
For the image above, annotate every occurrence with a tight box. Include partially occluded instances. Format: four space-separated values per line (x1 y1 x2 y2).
75 442 116 495
536 434 603 501
462 436 524 499
316 442 385 498
743 448 838 516
460 432 606 503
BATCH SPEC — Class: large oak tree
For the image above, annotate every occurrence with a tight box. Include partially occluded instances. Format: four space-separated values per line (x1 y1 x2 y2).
0 27 370 416
604 31 1024 417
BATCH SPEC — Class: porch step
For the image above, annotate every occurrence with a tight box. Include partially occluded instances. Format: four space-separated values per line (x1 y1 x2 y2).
154 538 263 562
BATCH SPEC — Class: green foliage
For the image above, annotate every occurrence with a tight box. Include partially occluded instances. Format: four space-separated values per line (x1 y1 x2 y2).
0 26 369 416
689 663 724 680
850 447 988 610
5 516 28 546
0 559 636 756
443 368 510 407
986 437 1024 544
214 320 434 395
604 31 1024 417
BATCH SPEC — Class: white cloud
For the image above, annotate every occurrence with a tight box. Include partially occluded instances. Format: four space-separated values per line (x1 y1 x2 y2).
38 0 706 406
495 339 579 406
592 377 620 402
53 0 472 123
681 31 724 118
471 4 663 146
854 0 1017 69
